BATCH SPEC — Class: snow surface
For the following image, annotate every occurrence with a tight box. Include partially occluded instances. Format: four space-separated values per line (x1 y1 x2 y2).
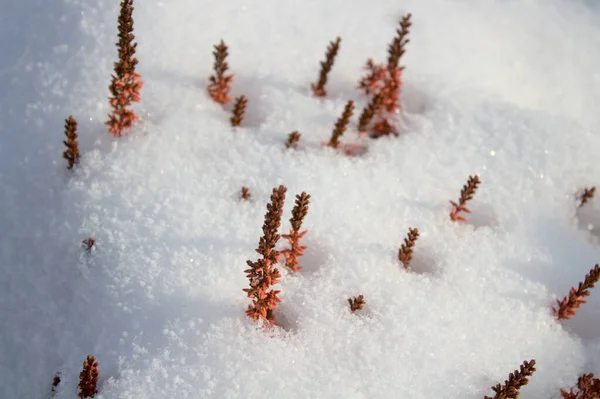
2 0 600 397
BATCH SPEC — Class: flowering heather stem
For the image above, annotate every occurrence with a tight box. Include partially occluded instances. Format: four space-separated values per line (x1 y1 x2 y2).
326 100 354 148
553 264 600 320
78 355 99 398
243 185 287 325
63 116 80 170
207 40 234 104
230 95 247 126
285 131 301 149
281 192 311 272
348 295 365 313
387 13 412 70
560 373 600 398
311 36 341 97
450 175 481 222
484 359 536 399
579 187 595 208
105 0 143 137
398 227 419 269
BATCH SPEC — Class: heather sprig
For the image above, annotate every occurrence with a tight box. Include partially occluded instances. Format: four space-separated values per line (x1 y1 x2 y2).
243 185 287 324
553 264 600 320
484 359 536 399
63 116 80 170
207 40 234 104
325 100 354 148
78 355 99 398
105 0 143 137
579 187 596 208
281 192 311 272
348 295 366 313
285 131 301 149
560 373 600 398
230 95 247 126
450 175 481 222
398 227 419 269
312 36 341 97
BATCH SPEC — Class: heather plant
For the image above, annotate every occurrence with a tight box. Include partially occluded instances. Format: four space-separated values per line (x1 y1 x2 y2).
285 131 301 149
398 227 419 269
63 116 80 170
358 13 411 138
348 295 365 313
484 359 536 399
281 192 310 272
243 185 287 325
560 373 600 398
324 100 354 148
230 95 247 126
240 186 251 201
579 187 596 208
450 175 481 222
78 355 99 398
106 0 143 137
82 237 95 253
207 40 233 105
553 264 600 320
311 36 341 97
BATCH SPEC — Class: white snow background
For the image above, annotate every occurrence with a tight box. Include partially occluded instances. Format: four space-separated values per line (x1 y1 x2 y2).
2 0 600 397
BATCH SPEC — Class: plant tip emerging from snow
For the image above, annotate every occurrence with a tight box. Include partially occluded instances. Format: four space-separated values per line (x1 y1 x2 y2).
450 175 481 222
324 100 354 149
579 187 595 208
243 185 287 325
230 95 247 127
78 355 99 398
560 373 600 398
240 186 251 201
62 115 80 170
281 192 311 272
348 295 366 313
285 131 301 149
105 0 143 137
207 40 234 105
553 264 600 321
398 227 419 269
311 36 341 97
484 359 536 399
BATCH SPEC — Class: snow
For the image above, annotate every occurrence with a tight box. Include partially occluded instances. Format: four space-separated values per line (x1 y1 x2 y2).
2 0 600 397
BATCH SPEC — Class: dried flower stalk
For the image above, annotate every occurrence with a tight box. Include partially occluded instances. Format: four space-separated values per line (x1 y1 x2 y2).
325 100 354 148
63 116 80 170
207 40 234 105
105 0 143 137
285 131 301 149
560 373 600 399
243 185 287 325
484 359 536 399
240 186 251 201
553 264 600 320
450 175 481 222
78 355 99 398
348 295 365 313
398 227 419 268
230 95 247 126
311 36 341 97
281 192 311 272
579 187 596 208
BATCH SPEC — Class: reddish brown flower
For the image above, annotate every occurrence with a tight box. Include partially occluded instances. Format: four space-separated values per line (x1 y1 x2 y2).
207 40 234 105
312 36 341 97
450 175 481 222
553 264 600 320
